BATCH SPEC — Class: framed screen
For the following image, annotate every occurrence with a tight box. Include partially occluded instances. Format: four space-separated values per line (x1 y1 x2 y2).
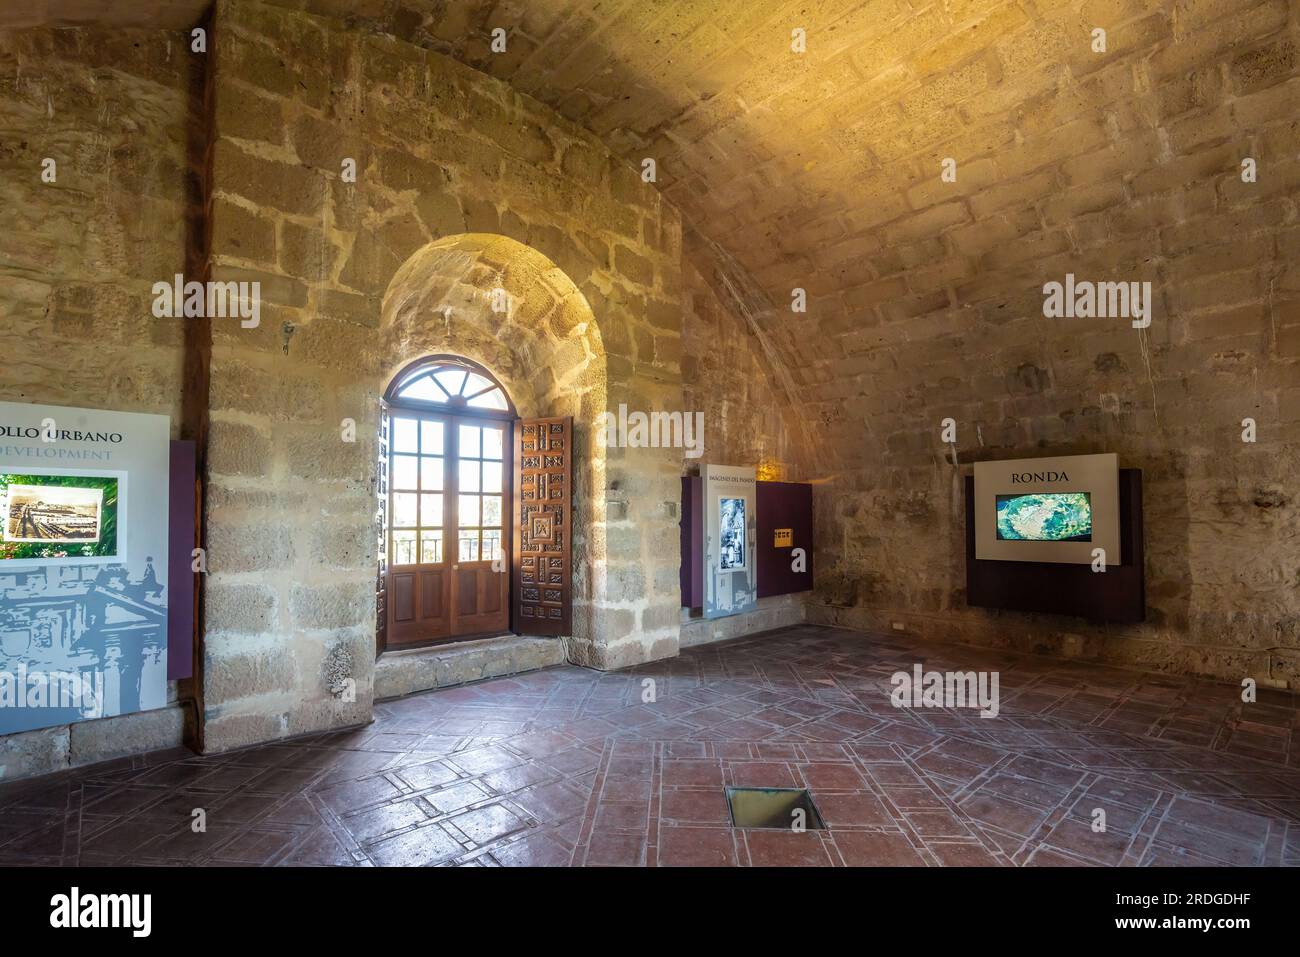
702 464 757 618
995 491 1092 542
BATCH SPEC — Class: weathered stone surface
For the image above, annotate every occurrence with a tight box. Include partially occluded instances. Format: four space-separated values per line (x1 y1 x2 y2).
0 726 70 782
205 581 280 633
205 647 299 702
201 711 293 754
681 597 806 647
212 197 277 265
282 429 373 480
374 635 566 699
215 140 328 217
69 706 186 767
215 78 285 145
289 581 373 630
205 522 295 574
206 420 273 477
280 219 342 282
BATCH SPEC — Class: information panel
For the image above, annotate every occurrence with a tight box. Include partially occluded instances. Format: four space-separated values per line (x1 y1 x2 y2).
0 402 170 734
703 464 757 620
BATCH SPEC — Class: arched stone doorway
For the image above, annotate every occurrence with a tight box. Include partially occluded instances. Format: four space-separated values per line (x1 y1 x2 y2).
379 233 607 660
380 355 517 650
200 229 680 756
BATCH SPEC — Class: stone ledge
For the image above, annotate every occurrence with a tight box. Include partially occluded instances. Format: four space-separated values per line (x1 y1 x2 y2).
0 703 189 783
680 595 807 648
374 634 566 700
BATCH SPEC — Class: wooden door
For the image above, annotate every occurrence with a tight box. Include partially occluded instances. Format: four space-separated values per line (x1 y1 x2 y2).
385 410 510 648
513 417 572 636
448 417 511 636
387 412 452 647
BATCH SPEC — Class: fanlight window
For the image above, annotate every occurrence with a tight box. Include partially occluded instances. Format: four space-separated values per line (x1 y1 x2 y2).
391 362 510 412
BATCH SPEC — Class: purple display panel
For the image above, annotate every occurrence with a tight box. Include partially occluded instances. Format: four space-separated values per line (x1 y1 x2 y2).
168 440 195 679
757 480 813 598
679 475 704 608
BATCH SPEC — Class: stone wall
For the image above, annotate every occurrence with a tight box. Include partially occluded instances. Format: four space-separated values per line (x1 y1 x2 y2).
0 26 193 778
0 26 189 428
680 251 814 641
199 0 687 750
221 0 1296 685
11 0 1285 775
0 3 816 774
803 2 1300 684
682 256 808 480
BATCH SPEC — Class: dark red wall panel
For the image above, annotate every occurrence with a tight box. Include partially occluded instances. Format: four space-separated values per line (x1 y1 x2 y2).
683 477 814 605
167 440 195 680
757 481 813 598
679 475 703 608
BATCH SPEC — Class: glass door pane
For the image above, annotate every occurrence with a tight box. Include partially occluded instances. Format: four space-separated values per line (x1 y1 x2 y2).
390 414 449 564
392 417 418 454
420 530 443 563
453 419 506 564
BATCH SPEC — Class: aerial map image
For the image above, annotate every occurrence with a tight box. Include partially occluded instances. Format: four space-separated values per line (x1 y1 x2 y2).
995 491 1093 542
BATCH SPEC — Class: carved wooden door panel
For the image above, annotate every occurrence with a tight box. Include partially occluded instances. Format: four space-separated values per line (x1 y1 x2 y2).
513 417 572 636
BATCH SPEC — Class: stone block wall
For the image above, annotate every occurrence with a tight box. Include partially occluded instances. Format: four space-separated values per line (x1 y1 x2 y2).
0 26 189 426
799 1 1300 684
682 256 809 480
14 0 1287 774
680 247 817 641
199 0 688 749
0 4 817 773
244 0 1295 684
0 26 193 778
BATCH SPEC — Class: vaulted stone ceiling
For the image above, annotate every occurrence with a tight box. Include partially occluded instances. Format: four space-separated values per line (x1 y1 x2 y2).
8 0 1297 481
268 0 1293 484
377 0 1289 478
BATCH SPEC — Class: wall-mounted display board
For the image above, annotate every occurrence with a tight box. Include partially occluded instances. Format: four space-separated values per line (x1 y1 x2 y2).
965 469 1144 623
756 481 813 598
974 452 1119 565
702 465 757 619
681 475 814 611
0 402 170 734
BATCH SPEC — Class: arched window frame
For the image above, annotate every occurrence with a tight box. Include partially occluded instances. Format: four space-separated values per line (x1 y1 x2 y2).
384 355 516 419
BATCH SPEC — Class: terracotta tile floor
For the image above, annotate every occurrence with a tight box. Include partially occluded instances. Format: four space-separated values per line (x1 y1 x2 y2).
2 624 1298 867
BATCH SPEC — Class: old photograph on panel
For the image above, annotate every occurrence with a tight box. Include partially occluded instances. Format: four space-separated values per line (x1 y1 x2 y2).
1 473 120 561
719 496 746 571
5 482 104 543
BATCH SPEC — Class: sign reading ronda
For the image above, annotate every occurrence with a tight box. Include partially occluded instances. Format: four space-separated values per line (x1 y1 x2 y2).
0 402 170 734
974 453 1120 566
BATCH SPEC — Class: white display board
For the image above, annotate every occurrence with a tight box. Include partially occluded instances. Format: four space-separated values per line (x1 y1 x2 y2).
0 402 170 734
974 453 1119 565
703 464 757 619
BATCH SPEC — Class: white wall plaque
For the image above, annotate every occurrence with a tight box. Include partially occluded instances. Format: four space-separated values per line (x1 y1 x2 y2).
974 453 1119 565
